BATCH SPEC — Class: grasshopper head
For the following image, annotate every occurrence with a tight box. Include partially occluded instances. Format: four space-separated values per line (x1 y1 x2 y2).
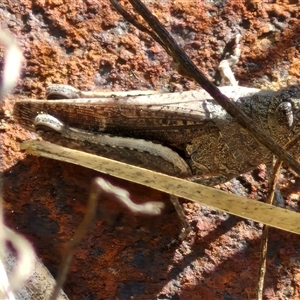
272 86 300 158
287 86 300 135
269 86 300 136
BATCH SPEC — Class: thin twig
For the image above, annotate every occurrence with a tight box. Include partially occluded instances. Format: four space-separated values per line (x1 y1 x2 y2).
50 177 164 300
0 30 36 299
257 132 300 299
257 160 282 300
49 179 98 300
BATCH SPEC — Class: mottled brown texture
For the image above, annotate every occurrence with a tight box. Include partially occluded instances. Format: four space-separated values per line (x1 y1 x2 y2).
1 0 300 299
13 85 300 188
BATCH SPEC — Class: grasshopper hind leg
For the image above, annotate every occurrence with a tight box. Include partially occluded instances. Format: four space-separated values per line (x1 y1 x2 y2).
34 113 193 242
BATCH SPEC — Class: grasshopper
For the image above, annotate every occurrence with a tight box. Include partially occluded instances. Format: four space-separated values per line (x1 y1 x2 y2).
12 0 300 241
13 84 300 188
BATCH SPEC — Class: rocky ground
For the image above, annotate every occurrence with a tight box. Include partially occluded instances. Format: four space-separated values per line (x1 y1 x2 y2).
1 0 300 299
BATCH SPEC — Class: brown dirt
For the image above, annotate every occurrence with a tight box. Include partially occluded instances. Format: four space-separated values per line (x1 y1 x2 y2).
1 0 300 299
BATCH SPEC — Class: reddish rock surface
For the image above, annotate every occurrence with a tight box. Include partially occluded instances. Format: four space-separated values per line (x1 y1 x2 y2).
1 1 300 299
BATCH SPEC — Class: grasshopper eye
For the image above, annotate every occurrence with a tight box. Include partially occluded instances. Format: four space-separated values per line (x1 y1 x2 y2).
274 101 293 130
